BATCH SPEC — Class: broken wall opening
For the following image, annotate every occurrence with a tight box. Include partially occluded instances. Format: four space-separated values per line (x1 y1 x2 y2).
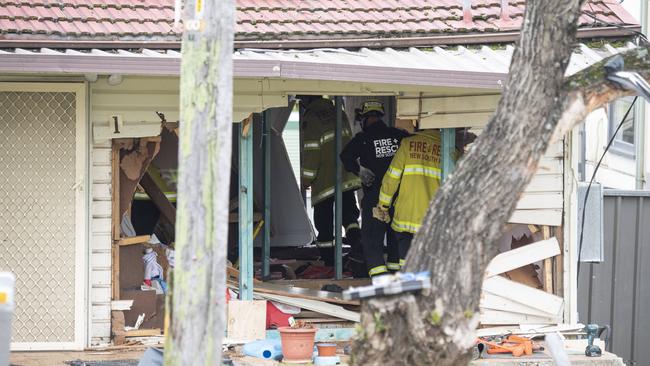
105 92 568 346
394 92 566 328
110 123 177 342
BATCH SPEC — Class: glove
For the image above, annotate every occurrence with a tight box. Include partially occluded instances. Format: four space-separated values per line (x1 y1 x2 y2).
359 166 376 187
455 128 477 149
372 205 391 223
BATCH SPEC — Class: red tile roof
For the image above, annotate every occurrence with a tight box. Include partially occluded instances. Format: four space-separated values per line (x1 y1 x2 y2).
0 0 639 45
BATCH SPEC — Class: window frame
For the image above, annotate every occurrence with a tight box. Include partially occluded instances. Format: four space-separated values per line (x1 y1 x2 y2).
607 96 636 158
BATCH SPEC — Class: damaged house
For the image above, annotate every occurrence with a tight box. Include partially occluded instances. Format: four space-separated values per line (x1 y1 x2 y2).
0 0 644 362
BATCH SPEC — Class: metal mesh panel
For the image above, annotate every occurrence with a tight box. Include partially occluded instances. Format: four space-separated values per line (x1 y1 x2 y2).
0 92 76 343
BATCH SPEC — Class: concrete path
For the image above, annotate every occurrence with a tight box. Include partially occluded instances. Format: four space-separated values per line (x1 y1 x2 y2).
471 351 624 366
9 348 623 366
10 348 146 366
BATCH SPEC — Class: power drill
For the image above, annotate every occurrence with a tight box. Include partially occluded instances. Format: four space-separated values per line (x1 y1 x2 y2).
585 324 603 357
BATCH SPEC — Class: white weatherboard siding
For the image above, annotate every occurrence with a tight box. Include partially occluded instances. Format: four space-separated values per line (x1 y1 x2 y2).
511 141 564 226
91 76 180 143
89 137 112 346
398 93 564 226
89 76 180 345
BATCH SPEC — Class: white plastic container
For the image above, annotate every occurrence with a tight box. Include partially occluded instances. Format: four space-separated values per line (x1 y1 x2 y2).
0 272 15 366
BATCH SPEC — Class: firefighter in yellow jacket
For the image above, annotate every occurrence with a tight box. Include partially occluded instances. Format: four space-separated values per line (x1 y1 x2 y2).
376 129 474 267
300 96 363 270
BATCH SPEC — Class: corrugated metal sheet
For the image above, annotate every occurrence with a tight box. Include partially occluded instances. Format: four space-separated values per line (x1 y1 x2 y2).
235 43 631 76
0 43 635 89
578 190 650 366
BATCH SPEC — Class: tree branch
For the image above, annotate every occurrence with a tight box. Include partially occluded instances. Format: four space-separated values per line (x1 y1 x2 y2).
553 44 650 142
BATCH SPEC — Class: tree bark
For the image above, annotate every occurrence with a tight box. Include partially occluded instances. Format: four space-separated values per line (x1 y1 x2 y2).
353 1 588 365
164 1 235 365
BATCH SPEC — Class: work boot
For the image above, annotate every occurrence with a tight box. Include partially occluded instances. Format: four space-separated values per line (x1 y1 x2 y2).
344 254 368 278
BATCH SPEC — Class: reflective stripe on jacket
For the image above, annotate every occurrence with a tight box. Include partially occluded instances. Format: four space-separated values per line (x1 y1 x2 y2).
379 130 444 233
300 98 361 205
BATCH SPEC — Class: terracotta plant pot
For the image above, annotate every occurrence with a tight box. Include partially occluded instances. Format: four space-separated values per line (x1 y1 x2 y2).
317 343 337 357
278 326 318 363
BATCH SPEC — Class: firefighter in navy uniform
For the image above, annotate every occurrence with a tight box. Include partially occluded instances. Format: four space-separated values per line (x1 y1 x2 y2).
340 100 409 278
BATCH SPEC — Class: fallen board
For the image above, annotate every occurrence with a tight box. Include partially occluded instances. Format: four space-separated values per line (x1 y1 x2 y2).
255 292 360 322
229 280 359 306
302 318 352 323
227 300 267 342
480 309 558 325
294 311 337 318
227 266 359 306
125 328 162 337
480 292 557 318
482 276 564 317
476 323 584 337
485 237 560 278
268 278 371 290
117 235 151 246
111 300 134 311
111 310 126 345
227 266 260 284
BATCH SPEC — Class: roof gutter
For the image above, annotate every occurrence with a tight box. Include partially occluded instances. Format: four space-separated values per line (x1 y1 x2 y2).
0 53 507 89
0 25 639 50
234 26 641 49
0 39 182 50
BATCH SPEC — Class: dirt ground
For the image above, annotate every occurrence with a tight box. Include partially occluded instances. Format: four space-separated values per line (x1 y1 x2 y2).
10 348 147 366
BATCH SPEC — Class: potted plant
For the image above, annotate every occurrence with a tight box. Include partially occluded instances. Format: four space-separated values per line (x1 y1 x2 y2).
278 320 318 363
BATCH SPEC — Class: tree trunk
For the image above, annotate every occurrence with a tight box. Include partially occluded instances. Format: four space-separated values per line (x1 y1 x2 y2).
164 1 235 365
353 1 587 365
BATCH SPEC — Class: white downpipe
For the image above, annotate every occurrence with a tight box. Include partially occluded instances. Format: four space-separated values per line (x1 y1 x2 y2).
638 0 648 189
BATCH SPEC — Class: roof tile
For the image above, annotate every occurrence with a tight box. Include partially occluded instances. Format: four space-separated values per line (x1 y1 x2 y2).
0 0 639 43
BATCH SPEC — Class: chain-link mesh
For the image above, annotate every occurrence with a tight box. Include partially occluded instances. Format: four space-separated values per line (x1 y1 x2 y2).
0 92 76 343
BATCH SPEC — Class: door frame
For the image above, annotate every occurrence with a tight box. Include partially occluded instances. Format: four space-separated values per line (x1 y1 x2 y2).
0 82 88 350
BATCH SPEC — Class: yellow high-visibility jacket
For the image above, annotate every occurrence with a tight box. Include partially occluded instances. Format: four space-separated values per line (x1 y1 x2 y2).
378 130 444 233
301 98 361 205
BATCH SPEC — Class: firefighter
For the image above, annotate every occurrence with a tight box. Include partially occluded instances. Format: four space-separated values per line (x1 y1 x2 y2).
299 96 363 271
376 128 474 264
340 100 409 277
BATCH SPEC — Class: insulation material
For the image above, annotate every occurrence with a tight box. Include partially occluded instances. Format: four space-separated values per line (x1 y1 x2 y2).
118 138 160 220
